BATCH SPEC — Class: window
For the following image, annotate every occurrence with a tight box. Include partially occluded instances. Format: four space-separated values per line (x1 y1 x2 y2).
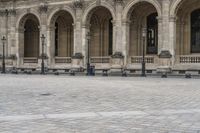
147 13 158 54
55 22 58 56
191 9 200 53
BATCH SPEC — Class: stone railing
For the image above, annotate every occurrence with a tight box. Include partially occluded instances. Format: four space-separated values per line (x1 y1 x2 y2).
23 57 38 64
178 55 200 63
131 56 155 64
55 57 72 64
90 57 111 64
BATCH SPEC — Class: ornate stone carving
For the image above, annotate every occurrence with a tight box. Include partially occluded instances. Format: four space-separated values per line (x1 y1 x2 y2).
73 0 83 9
111 52 124 58
0 9 16 17
39 2 48 13
159 50 172 58
114 0 123 4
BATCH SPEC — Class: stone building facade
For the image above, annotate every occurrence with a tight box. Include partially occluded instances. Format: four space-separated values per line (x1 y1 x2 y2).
0 0 199 74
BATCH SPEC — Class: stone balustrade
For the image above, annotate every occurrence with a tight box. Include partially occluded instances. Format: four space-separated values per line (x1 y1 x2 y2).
90 57 111 64
55 57 72 64
178 55 200 63
23 57 38 64
131 56 155 64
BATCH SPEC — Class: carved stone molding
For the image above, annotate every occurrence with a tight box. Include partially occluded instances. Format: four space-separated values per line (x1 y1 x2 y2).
0 9 16 17
39 2 48 14
73 0 84 9
114 0 123 4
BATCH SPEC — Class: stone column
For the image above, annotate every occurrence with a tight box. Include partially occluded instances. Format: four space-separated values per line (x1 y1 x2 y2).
72 1 84 68
169 16 176 65
73 2 83 55
0 10 8 56
157 17 163 54
7 9 17 67
113 0 123 54
39 2 48 66
121 20 130 65
157 0 173 73
111 0 125 69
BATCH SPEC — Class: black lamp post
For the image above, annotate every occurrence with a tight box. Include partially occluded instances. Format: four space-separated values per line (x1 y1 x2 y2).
1 36 6 74
41 34 45 75
86 32 90 76
141 28 146 77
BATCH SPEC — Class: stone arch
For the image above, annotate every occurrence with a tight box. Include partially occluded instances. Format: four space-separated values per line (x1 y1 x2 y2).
17 13 40 59
170 0 184 16
16 10 41 30
175 0 200 55
48 9 74 58
82 1 116 26
122 0 162 21
47 7 75 27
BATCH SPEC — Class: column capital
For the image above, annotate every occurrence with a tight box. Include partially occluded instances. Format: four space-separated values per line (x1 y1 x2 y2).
169 16 177 22
156 16 162 23
122 19 131 26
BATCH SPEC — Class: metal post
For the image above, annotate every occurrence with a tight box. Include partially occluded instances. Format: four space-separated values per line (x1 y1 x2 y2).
41 34 45 75
86 32 90 76
141 28 146 77
1 36 6 74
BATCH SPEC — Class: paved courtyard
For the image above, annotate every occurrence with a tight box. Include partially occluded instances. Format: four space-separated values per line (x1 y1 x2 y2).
0 75 200 133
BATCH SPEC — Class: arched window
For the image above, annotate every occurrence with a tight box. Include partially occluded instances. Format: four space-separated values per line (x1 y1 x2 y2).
53 11 74 57
191 9 200 53
24 17 39 58
147 13 158 54
89 7 113 57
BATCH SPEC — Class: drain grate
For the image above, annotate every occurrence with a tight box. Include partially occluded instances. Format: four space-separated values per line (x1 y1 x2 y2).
40 93 52 96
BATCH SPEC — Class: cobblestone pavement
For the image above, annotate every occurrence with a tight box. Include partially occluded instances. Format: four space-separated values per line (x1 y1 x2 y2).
0 74 200 133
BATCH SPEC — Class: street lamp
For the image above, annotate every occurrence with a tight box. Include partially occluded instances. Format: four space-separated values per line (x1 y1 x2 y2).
1 36 6 74
41 34 45 75
141 27 146 77
86 32 90 76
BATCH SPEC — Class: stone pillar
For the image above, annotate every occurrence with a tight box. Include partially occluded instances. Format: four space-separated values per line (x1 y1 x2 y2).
113 0 123 54
39 2 48 66
81 25 89 67
157 0 173 73
111 0 125 69
73 2 83 55
121 20 130 65
7 9 17 67
157 17 163 54
73 1 84 68
0 10 8 56
169 16 177 65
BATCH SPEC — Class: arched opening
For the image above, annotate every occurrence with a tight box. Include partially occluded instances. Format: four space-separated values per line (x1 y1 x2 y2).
147 13 158 54
128 2 158 56
51 10 74 57
191 9 200 53
176 0 200 55
53 11 74 57
21 14 40 58
89 6 113 57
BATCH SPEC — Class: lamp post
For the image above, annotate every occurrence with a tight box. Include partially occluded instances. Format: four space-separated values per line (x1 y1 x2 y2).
1 36 6 74
86 32 90 76
141 28 146 77
41 34 45 75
